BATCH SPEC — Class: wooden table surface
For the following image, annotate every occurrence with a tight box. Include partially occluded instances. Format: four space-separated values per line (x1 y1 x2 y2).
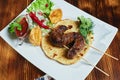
0 0 120 80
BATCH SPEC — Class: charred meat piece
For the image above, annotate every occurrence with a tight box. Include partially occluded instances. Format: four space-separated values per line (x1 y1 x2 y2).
66 34 85 59
62 33 85 59
49 25 85 59
62 32 76 46
49 25 68 47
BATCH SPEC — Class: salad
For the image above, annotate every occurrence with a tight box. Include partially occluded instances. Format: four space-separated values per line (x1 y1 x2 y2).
8 0 54 45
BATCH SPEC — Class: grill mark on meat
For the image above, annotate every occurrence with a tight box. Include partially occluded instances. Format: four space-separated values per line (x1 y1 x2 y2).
49 25 85 59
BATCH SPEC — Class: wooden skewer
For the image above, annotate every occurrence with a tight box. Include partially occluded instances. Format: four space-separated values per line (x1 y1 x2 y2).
90 45 119 61
63 45 109 76
63 45 69 49
64 43 118 61
84 42 118 61
82 58 109 76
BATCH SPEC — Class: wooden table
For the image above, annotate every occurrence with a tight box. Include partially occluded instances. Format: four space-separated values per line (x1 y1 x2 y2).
0 0 120 80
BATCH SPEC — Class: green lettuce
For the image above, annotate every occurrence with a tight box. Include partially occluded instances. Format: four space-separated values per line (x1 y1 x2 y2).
27 0 54 16
78 16 93 43
8 22 22 34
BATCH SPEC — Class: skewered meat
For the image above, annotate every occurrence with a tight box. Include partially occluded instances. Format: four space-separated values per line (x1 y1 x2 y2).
49 25 70 47
67 34 85 59
49 25 85 59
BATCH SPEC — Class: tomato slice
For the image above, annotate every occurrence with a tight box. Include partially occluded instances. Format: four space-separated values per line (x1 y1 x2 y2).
15 17 28 37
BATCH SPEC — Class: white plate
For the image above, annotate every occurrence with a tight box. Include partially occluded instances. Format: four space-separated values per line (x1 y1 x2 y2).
0 0 118 80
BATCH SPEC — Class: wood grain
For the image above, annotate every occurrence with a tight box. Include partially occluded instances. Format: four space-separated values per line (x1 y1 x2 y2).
0 0 120 80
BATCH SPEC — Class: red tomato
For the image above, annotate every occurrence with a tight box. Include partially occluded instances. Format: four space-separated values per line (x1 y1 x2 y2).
15 17 28 37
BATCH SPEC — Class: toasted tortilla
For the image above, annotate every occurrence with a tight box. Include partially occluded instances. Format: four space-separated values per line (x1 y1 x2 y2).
42 19 93 65
29 26 42 46
49 9 62 24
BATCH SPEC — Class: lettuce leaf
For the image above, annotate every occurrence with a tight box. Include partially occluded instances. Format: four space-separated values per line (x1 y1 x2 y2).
78 16 93 43
27 0 54 16
8 22 22 34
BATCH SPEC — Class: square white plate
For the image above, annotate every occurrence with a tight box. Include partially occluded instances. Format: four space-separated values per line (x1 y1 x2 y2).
0 0 118 80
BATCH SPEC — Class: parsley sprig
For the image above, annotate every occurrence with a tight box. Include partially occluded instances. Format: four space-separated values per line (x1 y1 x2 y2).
78 16 93 43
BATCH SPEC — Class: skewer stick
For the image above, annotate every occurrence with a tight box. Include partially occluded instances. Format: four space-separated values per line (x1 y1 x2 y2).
82 58 109 76
63 45 69 49
84 42 118 61
63 45 109 76
90 45 119 61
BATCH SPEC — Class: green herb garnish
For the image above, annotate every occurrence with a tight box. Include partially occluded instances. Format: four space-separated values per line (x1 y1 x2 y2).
78 16 93 43
8 22 22 33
